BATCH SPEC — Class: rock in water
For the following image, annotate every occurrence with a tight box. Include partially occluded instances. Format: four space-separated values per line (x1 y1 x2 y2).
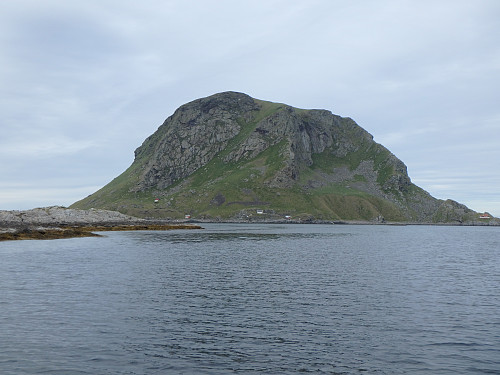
71 92 496 224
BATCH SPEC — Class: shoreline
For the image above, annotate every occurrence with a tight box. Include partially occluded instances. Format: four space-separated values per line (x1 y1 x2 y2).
184 218 500 226
0 223 203 242
2 219 498 242
1 205 498 241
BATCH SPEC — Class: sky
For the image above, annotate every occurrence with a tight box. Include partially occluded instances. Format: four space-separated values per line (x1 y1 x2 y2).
1 0 499 216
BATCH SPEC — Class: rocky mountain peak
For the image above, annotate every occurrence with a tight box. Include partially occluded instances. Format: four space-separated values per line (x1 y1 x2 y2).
132 92 260 191
72 92 494 224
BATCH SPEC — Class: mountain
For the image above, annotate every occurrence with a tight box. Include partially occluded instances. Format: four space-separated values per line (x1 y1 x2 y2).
71 92 495 224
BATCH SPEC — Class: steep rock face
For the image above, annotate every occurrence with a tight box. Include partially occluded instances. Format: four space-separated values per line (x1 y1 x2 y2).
131 93 408 195
72 92 491 223
132 92 259 191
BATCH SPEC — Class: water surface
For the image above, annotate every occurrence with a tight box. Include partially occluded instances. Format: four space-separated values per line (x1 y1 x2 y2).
1 224 499 374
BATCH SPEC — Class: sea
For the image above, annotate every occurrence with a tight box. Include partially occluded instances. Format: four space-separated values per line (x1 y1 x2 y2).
1 224 499 374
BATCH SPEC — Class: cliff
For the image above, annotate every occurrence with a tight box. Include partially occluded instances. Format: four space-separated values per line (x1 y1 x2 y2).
71 92 496 224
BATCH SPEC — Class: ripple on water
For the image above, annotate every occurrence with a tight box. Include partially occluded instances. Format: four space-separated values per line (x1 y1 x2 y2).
0 224 499 374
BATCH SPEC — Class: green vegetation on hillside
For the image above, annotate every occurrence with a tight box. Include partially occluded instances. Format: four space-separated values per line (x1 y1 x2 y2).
72 92 483 223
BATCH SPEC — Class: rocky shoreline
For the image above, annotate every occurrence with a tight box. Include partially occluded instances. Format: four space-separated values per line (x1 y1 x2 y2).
1 206 498 242
0 206 202 241
187 218 499 226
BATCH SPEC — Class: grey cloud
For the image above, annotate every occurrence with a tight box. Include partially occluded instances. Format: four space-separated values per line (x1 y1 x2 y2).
1 0 499 216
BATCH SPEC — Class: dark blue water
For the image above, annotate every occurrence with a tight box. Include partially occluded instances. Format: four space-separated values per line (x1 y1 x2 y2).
1 224 499 374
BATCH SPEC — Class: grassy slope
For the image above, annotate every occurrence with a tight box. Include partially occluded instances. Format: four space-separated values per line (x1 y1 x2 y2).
72 100 418 221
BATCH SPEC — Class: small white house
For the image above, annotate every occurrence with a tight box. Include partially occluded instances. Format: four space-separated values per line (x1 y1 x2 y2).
256 209 264 214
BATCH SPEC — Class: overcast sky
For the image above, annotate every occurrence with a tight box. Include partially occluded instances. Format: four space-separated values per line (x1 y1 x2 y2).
1 0 499 216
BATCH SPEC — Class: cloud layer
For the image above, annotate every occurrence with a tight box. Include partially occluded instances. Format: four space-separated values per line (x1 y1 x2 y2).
1 0 499 216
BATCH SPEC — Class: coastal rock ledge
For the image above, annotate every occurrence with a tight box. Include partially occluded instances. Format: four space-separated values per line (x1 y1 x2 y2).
0 206 201 241
0 206 143 229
